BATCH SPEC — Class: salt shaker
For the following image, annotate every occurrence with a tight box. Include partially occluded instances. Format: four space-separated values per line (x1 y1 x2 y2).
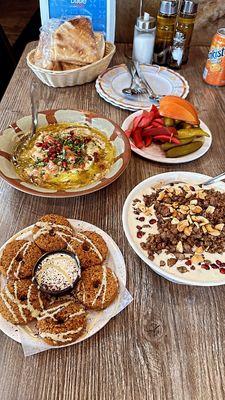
132 12 156 64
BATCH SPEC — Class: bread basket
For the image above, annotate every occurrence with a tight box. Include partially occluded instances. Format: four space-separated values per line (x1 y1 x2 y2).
26 42 116 87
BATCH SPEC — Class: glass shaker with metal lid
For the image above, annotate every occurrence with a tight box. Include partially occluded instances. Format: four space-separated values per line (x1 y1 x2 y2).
176 0 198 64
153 0 178 66
132 12 156 64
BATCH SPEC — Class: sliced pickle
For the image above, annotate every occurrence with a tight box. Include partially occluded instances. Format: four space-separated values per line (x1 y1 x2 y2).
178 128 210 139
165 141 203 158
161 137 194 151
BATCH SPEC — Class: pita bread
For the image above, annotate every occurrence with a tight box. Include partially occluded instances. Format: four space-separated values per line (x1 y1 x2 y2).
60 62 80 71
52 17 100 65
95 32 105 59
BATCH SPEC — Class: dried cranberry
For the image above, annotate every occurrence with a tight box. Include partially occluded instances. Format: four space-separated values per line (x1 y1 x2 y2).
220 268 225 274
201 263 210 270
216 260 222 266
43 158 49 163
62 161 67 168
36 142 43 147
139 217 145 222
211 264 219 269
149 219 157 225
136 225 142 230
137 231 144 239
185 260 192 266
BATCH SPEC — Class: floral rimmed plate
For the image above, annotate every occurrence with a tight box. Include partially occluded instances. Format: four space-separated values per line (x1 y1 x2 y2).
0 219 132 355
122 171 225 287
121 109 212 164
0 109 131 198
96 64 189 111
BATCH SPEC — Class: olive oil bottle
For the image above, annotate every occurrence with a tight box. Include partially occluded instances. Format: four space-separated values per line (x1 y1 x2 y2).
176 0 198 64
153 0 178 66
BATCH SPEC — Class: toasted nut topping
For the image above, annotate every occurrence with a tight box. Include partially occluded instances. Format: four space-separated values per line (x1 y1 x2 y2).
190 205 202 214
185 192 192 199
195 246 203 254
171 218 179 225
157 191 165 201
191 216 209 225
205 224 221 236
191 254 204 264
180 205 189 214
190 199 198 205
197 190 206 199
206 205 215 214
176 241 183 253
175 187 183 196
138 204 153 216
177 220 189 232
215 223 224 231
172 202 179 209
183 185 191 192
184 226 193 236
187 214 193 225
202 226 207 234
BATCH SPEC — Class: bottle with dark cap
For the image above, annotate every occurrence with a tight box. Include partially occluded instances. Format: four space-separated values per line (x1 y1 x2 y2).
153 0 178 66
176 0 198 64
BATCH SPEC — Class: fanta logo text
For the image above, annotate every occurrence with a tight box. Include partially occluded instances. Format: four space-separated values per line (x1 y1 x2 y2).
208 47 225 61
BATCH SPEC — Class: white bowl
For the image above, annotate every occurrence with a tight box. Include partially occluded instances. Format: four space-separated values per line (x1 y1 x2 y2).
122 171 225 287
27 42 116 87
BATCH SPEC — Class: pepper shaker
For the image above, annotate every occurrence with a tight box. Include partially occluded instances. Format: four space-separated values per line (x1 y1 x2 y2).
132 12 156 64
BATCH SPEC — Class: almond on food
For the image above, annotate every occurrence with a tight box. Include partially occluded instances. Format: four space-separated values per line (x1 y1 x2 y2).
206 205 215 214
184 226 192 236
177 220 189 232
176 241 183 253
191 216 209 225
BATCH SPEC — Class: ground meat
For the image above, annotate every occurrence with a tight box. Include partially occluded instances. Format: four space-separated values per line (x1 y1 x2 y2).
139 185 225 258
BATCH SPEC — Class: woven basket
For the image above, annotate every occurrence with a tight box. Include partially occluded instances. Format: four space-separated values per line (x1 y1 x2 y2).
26 42 116 88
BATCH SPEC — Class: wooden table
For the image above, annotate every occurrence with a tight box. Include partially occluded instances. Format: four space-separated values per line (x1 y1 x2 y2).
0 42 225 400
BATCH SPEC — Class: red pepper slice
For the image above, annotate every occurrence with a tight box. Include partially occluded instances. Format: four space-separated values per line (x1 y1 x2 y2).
131 128 144 148
153 134 180 144
167 127 178 136
150 121 165 128
138 111 156 128
132 114 144 130
144 136 152 147
151 104 160 118
142 127 172 137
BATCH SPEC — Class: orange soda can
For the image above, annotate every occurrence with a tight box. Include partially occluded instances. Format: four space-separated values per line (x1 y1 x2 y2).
203 28 225 86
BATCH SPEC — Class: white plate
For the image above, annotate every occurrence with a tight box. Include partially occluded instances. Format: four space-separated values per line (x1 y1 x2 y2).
0 219 127 346
96 64 189 111
121 109 212 164
122 171 225 287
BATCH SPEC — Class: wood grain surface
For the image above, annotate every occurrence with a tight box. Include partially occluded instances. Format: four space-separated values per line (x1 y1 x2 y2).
0 42 225 400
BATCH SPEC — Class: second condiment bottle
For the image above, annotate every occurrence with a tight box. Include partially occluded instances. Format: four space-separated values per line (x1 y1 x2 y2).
153 0 178 66
176 0 198 64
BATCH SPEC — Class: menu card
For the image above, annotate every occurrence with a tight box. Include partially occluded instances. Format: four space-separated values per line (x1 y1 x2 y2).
39 0 116 41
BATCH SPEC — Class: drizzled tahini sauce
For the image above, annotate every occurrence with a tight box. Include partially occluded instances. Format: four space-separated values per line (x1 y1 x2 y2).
35 253 80 293
128 183 225 283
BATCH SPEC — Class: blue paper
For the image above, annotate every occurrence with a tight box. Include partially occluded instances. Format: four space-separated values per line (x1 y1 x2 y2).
49 0 107 35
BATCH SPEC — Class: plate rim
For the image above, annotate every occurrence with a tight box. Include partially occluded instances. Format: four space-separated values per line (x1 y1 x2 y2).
122 171 225 287
96 63 190 111
0 108 131 198
0 218 127 345
121 109 212 164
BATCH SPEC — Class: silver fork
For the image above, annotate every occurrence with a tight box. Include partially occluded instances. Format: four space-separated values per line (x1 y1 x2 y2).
122 60 147 96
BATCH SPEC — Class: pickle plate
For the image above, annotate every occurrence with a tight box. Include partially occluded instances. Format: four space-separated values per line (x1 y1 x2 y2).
121 109 212 164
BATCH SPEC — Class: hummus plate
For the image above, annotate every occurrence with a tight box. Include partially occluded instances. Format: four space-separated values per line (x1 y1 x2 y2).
0 109 130 198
